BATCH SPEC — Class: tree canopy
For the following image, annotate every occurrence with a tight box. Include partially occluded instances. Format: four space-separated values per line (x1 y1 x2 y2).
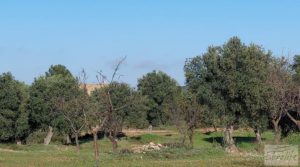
185 37 273 148
137 70 179 126
0 72 29 142
28 65 78 144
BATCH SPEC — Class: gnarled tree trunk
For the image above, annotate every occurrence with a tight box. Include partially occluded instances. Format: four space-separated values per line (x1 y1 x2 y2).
75 132 80 152
65 134 71 144
16 139 22 145
286 112 300 130
181 135 186 145
187 128 194 148
213 125 218 132
188 133 194 148
44 126 53 145
254 128 262 143
223 125 238 153
272 119 281 144
107 132 118 152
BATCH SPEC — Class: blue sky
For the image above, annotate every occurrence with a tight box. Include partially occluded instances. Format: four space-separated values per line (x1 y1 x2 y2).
0 0 300 86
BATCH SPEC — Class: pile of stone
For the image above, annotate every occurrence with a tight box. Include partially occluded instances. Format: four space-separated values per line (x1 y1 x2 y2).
132 142 167 153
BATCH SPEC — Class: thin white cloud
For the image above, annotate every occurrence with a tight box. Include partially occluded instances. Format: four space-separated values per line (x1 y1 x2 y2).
133 60 168 70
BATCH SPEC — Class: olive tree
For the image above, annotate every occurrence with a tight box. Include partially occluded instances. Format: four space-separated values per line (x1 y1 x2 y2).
28 65 77 145
185 37 272 151
164 90 202 148
0 72 29 144
137 70 178 126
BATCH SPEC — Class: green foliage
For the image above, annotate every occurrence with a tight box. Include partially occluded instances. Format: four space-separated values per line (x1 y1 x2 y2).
28 65 78 135
266 58 294 128
90 82 149 129
125 92 149 128
164 89 203 147
292 55 300 83
25 129 65 144
238 44 271 131
0 72 29 142
185 37 272 132
184 46 227 127
2 40 300 167
138 70 178 126
45 64 72 78
25 130 48 144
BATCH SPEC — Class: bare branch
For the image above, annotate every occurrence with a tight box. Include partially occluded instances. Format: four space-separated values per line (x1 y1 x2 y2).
110 56 126 84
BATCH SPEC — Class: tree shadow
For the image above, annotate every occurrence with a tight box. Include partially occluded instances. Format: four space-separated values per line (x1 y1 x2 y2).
203 136 264 145
129 136 141 141
203 131 214 135
73 131 105 144
74 131 127 145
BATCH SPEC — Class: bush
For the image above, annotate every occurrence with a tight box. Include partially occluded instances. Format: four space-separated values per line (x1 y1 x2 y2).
26 130 46 144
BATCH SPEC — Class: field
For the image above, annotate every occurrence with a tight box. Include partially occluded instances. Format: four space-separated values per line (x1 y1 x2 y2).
0 129 299 167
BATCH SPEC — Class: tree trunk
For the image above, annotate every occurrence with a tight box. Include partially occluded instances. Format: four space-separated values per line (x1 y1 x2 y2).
223 125 238 153
175 123 186 144
44 126 53 145
75 132 80 152
180 133 186 145
92 131 99 167
16 139 22 145
286 112 300 131
254 128 262 143
213 125 218 132
272 120 281 144
188 130 194 148
108 132 118 152
65 134 71 144
297 122 300 131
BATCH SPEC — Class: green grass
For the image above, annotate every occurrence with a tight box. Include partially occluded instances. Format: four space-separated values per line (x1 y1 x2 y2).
129 133 164 144
0 129 299 167
283 132 300 145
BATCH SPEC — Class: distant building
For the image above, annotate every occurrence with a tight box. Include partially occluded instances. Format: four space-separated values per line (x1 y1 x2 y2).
80 83 106 95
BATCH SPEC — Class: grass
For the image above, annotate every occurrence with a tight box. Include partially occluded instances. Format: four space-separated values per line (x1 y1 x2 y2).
0 129 299 167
